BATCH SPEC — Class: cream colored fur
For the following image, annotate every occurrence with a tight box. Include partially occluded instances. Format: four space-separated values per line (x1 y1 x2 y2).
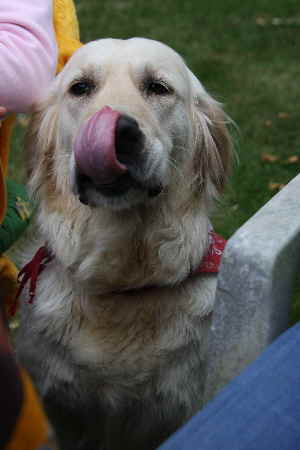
17 38 231 450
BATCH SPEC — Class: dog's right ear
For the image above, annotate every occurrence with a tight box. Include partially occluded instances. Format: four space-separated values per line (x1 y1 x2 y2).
188 69 232 199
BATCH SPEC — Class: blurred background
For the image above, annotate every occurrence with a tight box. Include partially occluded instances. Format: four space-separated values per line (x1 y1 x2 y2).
10 0 300 318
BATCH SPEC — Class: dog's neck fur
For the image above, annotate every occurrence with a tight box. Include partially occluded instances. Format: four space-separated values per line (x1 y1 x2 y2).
35 190 212 297
22 193 216 368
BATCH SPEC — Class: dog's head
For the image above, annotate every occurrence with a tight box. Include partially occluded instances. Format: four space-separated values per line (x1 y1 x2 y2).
27 38 230 212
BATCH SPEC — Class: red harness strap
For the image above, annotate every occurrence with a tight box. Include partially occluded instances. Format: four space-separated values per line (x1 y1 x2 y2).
10 246 53 316
195 231 227 274
11 232 227 316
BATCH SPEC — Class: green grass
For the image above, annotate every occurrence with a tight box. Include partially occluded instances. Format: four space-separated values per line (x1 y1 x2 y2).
10 0 300 319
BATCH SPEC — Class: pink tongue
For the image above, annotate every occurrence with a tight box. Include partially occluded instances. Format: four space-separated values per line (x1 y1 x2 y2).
73 106 127 184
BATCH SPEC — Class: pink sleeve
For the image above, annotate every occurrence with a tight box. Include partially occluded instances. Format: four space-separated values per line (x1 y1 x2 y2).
0 0 57 113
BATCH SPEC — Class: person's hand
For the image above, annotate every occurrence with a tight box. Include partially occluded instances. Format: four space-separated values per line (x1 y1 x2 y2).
0 107 7 126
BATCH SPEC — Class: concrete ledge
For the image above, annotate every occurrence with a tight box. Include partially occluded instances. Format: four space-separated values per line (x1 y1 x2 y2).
203 174 300 403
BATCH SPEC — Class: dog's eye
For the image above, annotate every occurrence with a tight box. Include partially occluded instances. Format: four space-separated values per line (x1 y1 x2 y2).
146 80 172 96
69 80 95 97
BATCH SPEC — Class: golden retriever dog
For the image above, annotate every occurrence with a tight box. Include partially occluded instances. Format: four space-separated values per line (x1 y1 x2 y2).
17 38 231 450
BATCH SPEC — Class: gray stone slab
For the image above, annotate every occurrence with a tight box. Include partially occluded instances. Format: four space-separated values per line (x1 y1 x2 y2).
203 173 300 404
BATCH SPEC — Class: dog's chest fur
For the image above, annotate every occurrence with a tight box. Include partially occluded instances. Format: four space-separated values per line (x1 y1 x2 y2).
18 262 216 379
17 261 216 449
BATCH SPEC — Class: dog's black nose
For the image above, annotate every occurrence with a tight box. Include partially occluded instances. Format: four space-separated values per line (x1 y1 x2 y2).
115 115 145 167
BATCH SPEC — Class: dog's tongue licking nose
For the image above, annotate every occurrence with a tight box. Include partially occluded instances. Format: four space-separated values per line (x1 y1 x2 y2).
73 106 127 184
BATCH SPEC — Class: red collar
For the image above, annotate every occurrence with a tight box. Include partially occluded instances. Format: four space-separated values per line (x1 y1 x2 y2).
194 231 227 274
11 231 226 316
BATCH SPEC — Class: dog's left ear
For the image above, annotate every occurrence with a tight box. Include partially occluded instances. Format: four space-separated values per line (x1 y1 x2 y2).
188 69 231 197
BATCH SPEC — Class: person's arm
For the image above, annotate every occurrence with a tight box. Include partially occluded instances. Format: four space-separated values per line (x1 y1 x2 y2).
0 0 57 113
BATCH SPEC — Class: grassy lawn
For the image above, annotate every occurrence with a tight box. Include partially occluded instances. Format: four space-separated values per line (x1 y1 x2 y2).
10 0 300 318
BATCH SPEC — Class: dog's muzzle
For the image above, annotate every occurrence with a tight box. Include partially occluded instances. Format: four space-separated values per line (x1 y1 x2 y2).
73 106 162 204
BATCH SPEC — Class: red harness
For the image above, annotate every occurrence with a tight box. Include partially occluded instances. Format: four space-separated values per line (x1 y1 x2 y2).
11 247 53 316
11 231 226 316
195 231 227 274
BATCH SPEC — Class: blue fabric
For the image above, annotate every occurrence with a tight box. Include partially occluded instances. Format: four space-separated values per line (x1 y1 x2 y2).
159 323 300 450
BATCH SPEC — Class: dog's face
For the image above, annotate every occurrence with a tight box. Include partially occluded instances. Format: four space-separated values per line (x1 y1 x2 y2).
28 38 230 212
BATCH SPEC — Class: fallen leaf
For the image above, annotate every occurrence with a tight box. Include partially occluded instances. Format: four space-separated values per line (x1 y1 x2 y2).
268 182 285 191
278 112 289 119
255 17 300 27
264 120 272 127
271 17 282 26
286 155 299 163
271 17 300 26
261 152 280 162
256 16 267 26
